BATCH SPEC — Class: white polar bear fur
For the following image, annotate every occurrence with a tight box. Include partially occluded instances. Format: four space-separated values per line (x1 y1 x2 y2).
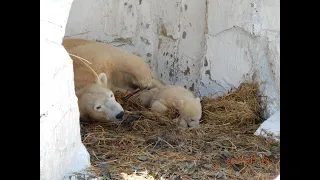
133 80 202 127
109 71 166 94
62 38 153 93
76 73 124 122
150 85 202 127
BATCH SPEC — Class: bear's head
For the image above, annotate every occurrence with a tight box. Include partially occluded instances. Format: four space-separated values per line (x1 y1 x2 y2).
77 73 124 121
172 97 202 127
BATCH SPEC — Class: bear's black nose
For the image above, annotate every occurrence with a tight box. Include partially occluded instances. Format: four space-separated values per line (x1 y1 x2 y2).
116 111 125 119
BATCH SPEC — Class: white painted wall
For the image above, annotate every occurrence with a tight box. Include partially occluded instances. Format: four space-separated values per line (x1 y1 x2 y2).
40 0 90 179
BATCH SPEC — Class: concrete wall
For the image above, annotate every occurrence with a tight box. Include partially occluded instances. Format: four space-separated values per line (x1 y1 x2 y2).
40 0 90 179
65 0 280 119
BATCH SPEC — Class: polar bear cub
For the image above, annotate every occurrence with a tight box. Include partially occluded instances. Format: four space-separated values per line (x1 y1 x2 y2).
134 81 202 127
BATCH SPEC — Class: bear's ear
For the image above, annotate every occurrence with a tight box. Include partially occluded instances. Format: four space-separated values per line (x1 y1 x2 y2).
96 73 108 85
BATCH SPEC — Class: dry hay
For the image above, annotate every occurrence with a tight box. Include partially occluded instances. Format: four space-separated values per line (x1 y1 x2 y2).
80 82 280 180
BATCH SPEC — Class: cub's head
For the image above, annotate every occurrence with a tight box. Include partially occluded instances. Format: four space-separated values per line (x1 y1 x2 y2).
173 97 202 127
76 73 124 121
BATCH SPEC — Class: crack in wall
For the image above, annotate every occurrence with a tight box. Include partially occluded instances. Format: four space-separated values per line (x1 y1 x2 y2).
176 0 184 78
221 77 236 90
204 0 209 35
208 26 258 39
64 31 90 38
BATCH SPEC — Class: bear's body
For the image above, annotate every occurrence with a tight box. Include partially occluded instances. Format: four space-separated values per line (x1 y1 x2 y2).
135 83 202 127
62 38 153 93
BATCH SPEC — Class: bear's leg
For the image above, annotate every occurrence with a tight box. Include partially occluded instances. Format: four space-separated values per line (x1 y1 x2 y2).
150 100 168 113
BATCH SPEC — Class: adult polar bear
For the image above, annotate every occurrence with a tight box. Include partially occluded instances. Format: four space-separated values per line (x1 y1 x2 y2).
63 38 153 121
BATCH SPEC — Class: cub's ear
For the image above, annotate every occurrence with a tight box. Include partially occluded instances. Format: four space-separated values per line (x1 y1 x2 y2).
96 73 108 85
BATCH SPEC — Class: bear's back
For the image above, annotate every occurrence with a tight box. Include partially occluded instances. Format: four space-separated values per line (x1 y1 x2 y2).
63 38 140 67
155 85 195 101
63 39 131 90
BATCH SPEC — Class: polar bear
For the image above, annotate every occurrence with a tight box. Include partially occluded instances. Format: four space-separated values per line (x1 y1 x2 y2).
62 38 153 93
129 80 202 128
76 73 124 122
150 85 202 127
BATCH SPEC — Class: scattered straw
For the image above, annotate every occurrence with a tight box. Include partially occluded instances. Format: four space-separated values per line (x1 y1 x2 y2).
68 53 99 79
80 82 280 180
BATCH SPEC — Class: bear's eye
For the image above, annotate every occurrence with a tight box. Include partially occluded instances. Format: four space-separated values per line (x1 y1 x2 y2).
110 94 113 97
96 105 101 110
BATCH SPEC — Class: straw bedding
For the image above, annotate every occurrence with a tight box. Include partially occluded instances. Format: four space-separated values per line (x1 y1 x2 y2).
80 82 280 180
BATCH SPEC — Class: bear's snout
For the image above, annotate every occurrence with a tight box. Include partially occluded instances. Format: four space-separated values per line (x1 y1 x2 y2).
115 111 125 119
